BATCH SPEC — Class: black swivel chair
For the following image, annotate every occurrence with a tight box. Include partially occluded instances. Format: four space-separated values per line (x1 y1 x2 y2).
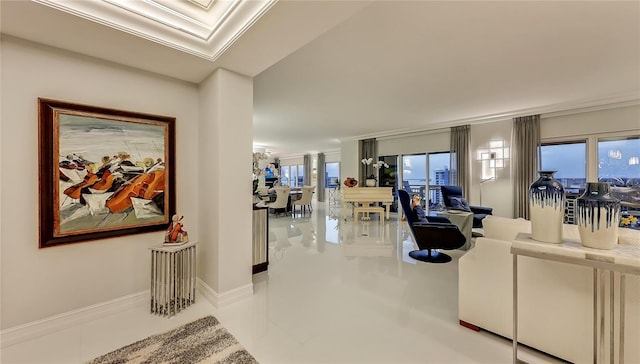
398 189 466 263
440 185 493 228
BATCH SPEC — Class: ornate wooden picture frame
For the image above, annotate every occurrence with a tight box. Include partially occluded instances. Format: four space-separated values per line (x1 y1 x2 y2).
38 98 176 248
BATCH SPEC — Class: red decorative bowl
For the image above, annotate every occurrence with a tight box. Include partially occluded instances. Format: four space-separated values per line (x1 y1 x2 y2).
344 177 358 188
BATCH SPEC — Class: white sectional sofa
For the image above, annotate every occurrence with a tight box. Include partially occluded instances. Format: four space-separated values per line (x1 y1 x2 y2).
458 215 640 363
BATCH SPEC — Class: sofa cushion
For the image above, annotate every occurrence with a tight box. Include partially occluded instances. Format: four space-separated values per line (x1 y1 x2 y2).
413 205 428 223
482 215 531 241
483 214 640 246
619 228 640 246
562 223 581 243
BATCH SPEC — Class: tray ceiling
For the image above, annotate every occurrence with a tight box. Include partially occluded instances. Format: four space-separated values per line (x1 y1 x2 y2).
33 0 276 61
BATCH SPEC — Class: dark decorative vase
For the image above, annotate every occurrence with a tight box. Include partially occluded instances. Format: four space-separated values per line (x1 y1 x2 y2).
529 171 565 243
577 182 620 250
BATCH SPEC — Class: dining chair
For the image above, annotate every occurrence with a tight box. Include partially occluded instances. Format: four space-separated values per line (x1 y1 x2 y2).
292 186 315 216
256 187 270 202
268 187 291 216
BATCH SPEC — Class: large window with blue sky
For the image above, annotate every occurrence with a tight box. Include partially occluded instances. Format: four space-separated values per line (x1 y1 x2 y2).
598 136 640 213
401 152 452 208
325 162 340 187
428 152 451 208
290 166 298 187
279 164 304 187
402 154 426 205
280 166 290 186
540 141 587 194
540 135 640 216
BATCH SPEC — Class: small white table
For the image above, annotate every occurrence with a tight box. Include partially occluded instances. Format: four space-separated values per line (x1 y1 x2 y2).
437 210 473 250
511 233 640 364
150 241 197 317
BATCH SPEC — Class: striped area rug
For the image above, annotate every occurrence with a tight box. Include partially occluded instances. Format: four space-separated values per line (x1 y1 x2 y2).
87 316 257 364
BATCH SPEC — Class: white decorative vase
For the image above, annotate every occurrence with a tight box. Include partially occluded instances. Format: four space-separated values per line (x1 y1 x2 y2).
577 182 620 250
365 179 376 187
529 171 565 243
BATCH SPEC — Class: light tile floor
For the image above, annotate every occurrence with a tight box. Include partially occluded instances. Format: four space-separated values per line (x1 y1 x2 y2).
2 201 565 364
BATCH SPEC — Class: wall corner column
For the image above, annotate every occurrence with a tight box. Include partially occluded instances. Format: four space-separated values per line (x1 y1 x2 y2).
198 68 254 304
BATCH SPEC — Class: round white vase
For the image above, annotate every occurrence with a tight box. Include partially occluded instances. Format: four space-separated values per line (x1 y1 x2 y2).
365 179 376 187
529 171 565 244
577 182 620 250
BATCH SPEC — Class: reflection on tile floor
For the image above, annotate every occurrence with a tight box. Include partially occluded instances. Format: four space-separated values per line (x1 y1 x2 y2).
2 201 564 364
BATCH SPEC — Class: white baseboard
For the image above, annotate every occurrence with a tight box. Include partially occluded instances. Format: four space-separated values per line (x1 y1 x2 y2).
1 291 149 348
197 278 253 307
1 281 254 348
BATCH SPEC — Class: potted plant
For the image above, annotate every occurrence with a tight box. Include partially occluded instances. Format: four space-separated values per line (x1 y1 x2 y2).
361 158 389 187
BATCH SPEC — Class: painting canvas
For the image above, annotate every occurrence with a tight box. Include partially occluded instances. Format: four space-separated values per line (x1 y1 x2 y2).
38 98 175 248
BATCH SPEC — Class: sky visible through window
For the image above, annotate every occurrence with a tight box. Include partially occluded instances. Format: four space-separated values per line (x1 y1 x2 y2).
540 138 639 187
401 153 452 186
429 153 450 184
540 143 586 187
325 162 339 186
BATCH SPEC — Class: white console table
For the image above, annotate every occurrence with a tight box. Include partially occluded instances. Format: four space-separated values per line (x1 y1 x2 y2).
150 241 197 317
511 233 640 364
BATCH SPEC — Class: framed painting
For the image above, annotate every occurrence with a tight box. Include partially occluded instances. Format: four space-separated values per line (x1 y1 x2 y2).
38 98 176 248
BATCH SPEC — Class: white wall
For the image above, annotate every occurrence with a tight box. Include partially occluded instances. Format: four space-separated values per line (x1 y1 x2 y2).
324 151 340 163
340 140 359 184
279 156 304 165
541 104 639 139
0 37 201 328
470 119 513 217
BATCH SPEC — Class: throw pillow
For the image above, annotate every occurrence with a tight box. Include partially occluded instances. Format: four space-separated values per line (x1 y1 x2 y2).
413 205 428 223
448 196 471 212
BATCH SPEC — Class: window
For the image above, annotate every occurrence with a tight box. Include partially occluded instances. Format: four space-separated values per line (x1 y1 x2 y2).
279 164 305 187
428 152 451 208
280 166 290 186
598 137 640 214
297 164 304 186
540 141 587 194
325 162 340 187
402 154 426 206
290 166 298 187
